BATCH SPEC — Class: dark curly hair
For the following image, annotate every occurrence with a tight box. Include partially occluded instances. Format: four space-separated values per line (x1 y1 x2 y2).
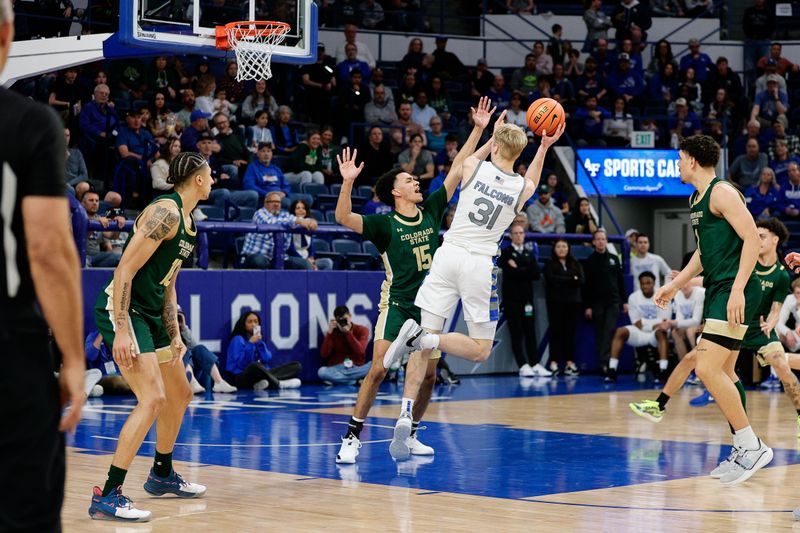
374 168 405 208
757 217 789 245
230 310 261 341
679 135 721 168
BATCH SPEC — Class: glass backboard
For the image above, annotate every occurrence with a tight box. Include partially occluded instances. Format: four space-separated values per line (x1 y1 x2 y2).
109 0 315 63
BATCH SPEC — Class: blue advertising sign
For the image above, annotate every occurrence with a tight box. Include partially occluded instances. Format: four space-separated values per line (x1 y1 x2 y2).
576 148 694 197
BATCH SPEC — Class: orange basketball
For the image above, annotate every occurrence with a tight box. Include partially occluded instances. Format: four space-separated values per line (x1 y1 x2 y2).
526 97 565 137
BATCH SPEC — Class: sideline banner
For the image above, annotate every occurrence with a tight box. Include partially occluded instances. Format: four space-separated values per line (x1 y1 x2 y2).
577 148 694 197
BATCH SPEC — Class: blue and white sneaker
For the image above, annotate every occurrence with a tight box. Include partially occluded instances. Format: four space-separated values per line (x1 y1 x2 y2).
690 389 715 407
88 486 152 522
685 372 701 386
760 374 781 390
143 469 207 498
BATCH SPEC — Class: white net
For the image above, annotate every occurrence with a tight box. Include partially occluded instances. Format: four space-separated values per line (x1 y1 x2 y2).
224 22 290 81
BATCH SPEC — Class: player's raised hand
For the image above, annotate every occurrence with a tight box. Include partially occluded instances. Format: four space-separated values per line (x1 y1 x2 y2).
785 252 800 273
654 282 678 310
540 121 566 149
471 96 497 130
492 109 507 135
336 147 364 183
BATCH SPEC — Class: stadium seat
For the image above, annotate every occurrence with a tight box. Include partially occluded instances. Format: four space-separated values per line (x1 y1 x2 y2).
357 185 373 199
325 211 337 223
289 181 302 194
332 239 362 254
314 239 331 253
315 194 339 211
301 183 329 196
330 183 342 196
571 245 594 260
362 241 380 257
310 209 325 222
198 205 225 220
233 236 247 268
537 243 553 261
289 193 314 209
236 207 256 221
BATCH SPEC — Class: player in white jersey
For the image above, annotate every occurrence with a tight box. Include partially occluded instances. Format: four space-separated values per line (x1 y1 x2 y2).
382 114 565 459
777 279 800 352
671 284 705 361
605 271 673 383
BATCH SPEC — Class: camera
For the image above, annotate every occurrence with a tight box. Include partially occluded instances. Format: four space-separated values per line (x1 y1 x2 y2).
106 207 124 218
336 316 349 327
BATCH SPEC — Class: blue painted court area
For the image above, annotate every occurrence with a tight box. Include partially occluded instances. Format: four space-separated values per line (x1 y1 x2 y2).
69 375 800 501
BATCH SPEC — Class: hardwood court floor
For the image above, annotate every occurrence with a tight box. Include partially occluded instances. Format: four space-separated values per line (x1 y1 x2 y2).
63 376 800 532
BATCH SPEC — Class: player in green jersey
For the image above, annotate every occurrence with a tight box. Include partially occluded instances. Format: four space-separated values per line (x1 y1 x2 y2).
88 153 212 522
631 220 800 434
332 97 497 465
652 135 772 486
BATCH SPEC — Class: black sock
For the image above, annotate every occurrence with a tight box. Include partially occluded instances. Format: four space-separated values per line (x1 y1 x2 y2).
102 465 128 497
411 420 420 437
346 417 364 439
656 392 670 410
153 450 173 478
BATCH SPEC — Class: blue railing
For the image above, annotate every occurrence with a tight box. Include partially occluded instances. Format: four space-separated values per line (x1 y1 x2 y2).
81 219 629 272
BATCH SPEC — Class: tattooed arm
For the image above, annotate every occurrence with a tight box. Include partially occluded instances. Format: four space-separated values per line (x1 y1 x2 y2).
111 201 181 369
161 264 186 365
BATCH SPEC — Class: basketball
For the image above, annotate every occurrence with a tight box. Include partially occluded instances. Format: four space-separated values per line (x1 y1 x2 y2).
526 97 565 137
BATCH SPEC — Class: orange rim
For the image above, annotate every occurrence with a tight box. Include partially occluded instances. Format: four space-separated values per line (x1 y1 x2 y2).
215 20 291 51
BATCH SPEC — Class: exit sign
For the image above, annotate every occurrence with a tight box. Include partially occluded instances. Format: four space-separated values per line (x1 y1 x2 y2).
632 131 655 148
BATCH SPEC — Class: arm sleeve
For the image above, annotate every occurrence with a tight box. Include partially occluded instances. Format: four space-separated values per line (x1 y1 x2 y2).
343 325 370 359
361 214 392 252
320 332 335 359
777 295 794 337
256 341 273 364
19 104 68 197
226 336 256 374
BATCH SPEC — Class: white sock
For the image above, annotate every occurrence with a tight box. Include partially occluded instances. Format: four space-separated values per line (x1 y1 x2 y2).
733 425 759 450
609 358 619 370
420 333 440 350
659 359 668 371
401 397 414 416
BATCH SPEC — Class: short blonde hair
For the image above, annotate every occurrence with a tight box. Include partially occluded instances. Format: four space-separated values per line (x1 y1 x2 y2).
493 124 527 161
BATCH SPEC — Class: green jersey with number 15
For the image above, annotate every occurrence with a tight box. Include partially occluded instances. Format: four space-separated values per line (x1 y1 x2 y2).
362 186 448 302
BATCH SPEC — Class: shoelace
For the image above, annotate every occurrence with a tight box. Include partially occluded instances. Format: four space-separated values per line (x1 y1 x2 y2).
172 472 191 488
110 490 135 509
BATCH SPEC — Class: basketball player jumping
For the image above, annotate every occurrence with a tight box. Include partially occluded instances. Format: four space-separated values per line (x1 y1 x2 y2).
631 219 800 444
649 135 772 485
384 113 565 460
88 153 210 521
333 97 498 464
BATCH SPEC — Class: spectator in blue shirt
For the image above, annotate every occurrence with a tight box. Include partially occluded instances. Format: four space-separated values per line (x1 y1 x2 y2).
113 108 159 207
428 160 459 206
751 76 789 126
745 167 781 220
242 192 319 269
85 330 131 395
771 139 800 184
551 64 575 108
679 38 713 82
613 39 644 76
426 116 447 153
361 184 392 215
607 53 644 106
576 57 608 102
180 109 213 152
648 63 679 104
335 43 371 85
573 95 610 146
668 98 702 138
779 162 800 220
485 74 511 110
226 311 302 390
243 144 291 200
78 83 119 178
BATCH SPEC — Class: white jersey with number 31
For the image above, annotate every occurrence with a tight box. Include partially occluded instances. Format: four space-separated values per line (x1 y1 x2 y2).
443 161 528 255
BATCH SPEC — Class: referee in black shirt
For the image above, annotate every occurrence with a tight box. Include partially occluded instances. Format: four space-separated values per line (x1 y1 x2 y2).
0 2 85 530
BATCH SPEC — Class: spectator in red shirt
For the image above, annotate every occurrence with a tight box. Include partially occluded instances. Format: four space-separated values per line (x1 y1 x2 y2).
318 305 371 385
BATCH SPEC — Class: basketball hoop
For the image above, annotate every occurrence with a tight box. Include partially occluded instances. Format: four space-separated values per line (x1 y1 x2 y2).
215 21 291 81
